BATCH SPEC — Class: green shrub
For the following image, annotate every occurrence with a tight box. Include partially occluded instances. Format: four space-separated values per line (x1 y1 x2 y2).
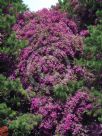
87 88 102 123
53 84 68 101
0 103 17 127
85 24 102 58
0 32 28 56
0 0 27 32
9 114 42 136
74 21 102 93
0 0 28 56
53 80 84 101
58 0 74 15
58 0 102 28
0 74 35 111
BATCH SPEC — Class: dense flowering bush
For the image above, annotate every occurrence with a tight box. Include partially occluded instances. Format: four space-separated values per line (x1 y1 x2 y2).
13 9 84 92
56 91 92 136
0 0 101 135
31 96 62 135
31 91 93 135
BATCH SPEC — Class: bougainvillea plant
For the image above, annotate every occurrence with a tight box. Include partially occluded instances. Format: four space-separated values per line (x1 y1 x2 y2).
0 0 102 135
12 9 84 94
30 91 96 135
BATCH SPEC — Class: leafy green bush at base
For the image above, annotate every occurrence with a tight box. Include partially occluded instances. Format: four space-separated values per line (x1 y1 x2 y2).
0 74 35 111
9 114 42 136
0 103 17 127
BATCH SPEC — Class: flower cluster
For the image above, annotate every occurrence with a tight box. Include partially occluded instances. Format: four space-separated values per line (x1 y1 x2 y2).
31 96 62 135
80 30 89 37
56 91 92 136
0 0 102 135
31 91 92 135
13 9 84 92
73 65 85 78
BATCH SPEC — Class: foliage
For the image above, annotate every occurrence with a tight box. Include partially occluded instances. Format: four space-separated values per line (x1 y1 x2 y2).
0 0 28 56
53 80 85 101
0 1 102 135
85 24 102 61
75 21 102 89
0 103 17 127
73 4 102 130
54 84 69 101
9 113 42 136
0 0 27 34
87 88 102 123
0 32 28 56
58 0 102 28
0 74 35 111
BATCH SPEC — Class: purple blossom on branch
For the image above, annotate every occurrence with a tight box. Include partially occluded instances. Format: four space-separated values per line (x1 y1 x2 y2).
31 91 92 135
12 9 84 92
